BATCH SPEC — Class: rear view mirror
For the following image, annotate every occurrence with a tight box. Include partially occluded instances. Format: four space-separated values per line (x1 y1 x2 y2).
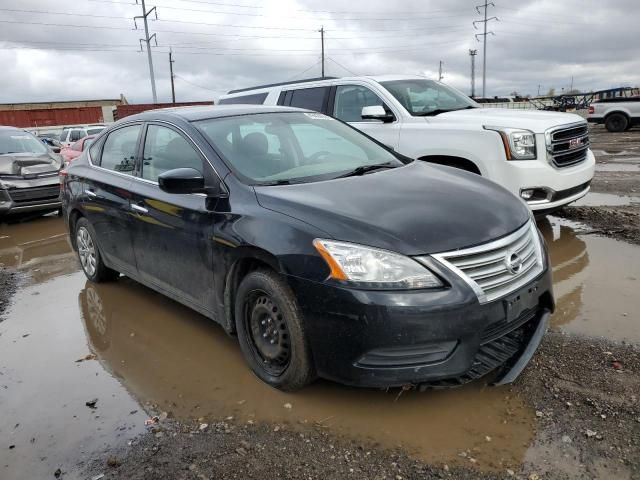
361 105 395 123
158 168 205 194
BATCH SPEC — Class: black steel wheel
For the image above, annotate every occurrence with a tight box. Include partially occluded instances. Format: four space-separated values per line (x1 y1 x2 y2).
235 269 315 391
605 113 628 133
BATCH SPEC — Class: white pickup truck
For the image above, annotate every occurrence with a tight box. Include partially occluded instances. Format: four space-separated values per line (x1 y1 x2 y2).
219 75 595 214
588 97 640 132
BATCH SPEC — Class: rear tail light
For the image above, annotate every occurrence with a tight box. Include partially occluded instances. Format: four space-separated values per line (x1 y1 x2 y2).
588 105 594 114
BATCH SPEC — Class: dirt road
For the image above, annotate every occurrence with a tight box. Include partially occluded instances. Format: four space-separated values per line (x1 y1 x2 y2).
1 126 639 480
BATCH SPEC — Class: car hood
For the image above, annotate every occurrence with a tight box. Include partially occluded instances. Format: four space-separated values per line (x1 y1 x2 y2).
254 161 530 255
0 152 61 177
431 107 586 133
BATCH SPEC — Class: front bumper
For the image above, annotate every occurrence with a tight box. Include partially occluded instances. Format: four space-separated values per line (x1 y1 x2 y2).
0 177 61 216
287 264 554 388
488 148 595 212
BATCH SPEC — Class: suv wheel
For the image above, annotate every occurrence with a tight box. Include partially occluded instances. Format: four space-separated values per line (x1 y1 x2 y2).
75 217 119 282
235 269 315 391
605 113 628 132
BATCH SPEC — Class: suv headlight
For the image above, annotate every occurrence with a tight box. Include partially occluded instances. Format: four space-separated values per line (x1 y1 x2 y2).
313 239 442 290
485 126 537 160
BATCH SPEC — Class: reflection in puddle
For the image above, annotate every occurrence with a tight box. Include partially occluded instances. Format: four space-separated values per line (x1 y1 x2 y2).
79 279 533 469
0 215 79 284
540 217 640 342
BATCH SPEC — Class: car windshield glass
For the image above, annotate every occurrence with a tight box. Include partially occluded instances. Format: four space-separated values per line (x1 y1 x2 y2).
0 130 49 155
381 79 479 116
195 112 405 184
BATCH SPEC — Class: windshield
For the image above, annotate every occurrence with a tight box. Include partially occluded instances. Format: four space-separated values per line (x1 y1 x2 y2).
195 112 405 184
87 127 105 136
0 130 49 155
381 79 479 116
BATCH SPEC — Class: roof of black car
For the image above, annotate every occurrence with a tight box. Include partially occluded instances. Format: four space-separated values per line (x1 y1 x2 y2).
126 104 308 123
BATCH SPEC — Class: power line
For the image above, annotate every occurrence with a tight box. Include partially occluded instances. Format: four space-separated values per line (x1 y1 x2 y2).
327 57 358 76
285 60 323 82
173 74 219 92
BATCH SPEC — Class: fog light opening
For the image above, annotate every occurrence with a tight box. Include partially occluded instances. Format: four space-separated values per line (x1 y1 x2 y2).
520 188 550 203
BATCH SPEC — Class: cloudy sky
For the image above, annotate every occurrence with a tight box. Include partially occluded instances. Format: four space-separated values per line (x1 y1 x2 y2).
0 0 638 104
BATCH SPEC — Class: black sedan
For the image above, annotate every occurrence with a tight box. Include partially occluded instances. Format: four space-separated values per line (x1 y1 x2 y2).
61 105 554 391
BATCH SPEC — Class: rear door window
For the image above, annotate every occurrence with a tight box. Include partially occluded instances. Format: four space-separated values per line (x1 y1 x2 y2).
99 124 141 175
287 87 330 112
141 125 203 182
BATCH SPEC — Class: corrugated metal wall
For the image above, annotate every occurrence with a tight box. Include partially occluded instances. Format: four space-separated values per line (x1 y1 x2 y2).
0 107 104 128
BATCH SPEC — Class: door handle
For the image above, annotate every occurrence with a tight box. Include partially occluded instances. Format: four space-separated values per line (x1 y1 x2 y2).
131 203 148 214
85 189 97 198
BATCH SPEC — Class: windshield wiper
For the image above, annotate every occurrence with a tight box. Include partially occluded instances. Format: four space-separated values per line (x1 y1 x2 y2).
335 162 397 178
414 106 477 116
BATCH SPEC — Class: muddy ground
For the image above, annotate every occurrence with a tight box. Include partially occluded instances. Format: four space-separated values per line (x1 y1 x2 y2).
1 126 639 480
557 125 640 245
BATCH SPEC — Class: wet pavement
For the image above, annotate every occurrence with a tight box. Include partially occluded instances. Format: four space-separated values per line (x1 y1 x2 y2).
1 212 639 478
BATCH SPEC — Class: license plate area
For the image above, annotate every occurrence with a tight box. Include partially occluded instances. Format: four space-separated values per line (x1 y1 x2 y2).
503 281 541 323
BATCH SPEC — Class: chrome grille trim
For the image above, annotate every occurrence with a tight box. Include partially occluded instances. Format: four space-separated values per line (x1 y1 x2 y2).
422 221 544 304
545 121 590 168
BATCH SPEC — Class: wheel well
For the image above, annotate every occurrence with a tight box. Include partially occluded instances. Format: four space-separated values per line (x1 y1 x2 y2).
68 209 84 249
223 256 277 334
604 111 630 121
418 155 482 175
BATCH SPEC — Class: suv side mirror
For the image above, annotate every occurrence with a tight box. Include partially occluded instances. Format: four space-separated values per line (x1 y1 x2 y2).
158 168 206 194
361 105 395 123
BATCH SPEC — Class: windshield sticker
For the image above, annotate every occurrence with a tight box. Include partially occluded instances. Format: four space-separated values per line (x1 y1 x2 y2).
304 112 329 120
10 136 32 140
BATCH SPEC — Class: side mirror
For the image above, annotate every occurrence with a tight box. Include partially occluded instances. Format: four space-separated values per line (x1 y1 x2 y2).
361 105 395 123
158 168 206 195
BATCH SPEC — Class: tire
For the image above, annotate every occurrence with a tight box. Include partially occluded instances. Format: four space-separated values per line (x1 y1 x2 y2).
234 269 315 391
75 217 119 282
605 113 628 133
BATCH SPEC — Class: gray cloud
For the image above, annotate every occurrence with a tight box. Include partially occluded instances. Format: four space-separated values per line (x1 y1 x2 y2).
0 0 637 103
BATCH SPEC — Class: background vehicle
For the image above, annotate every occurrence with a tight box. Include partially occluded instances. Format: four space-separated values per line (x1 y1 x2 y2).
62 105 553 392
588 97 640 132
219 75 595 214
60 135 95 165
59 124 106 147
41 137 63 153
0 126 62 217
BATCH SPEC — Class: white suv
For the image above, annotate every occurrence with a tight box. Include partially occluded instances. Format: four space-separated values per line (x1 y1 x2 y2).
219 75 595 214
59 124 106 147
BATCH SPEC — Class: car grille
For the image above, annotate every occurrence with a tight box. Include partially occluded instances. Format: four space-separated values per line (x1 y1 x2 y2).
7 185 61 204
429 221 544 304
546 123 589 168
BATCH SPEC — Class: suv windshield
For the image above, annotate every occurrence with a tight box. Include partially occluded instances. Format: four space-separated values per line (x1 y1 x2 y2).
195 112 405 184
381 79 479 116
0 130 49 155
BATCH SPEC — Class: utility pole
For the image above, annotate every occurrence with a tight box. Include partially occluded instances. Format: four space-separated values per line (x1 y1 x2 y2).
570 76 574 92
169 48 176 104
474 1 497 98
438 60 444 81
537 84 541 96
319 26 325 78
135 0 158 103
469 49 477 97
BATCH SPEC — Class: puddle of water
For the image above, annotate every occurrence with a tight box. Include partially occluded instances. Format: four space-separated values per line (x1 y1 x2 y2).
540 217 640 342
2 215 640 477
0 273 147 480
574 192 640 207
595 163 640 172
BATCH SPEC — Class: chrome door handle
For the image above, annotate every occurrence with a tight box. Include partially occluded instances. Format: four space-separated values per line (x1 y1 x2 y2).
85 190 97 198
131 203 148 214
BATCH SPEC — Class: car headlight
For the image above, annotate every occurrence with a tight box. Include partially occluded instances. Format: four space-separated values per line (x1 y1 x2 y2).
485 126 537 160
313 239 442 290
